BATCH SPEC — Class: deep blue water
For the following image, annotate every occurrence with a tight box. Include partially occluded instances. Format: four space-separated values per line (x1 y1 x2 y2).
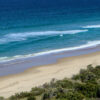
1 0 100 62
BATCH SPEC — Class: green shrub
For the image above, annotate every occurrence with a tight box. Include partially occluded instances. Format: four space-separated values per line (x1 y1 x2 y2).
56 79 74 89
42 92 50 100
97 84 100 97
27 96 36 100
9 96 17 100
66 91 85 100
91 66 100 79
72 66 97 83
0 97 5 100
9 92 31 100
72 74 80 80
87 65 94 71
75 83 98 98
31 87 45 96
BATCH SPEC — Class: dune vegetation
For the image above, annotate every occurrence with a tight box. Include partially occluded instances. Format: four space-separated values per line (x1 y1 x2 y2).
0 65 100 100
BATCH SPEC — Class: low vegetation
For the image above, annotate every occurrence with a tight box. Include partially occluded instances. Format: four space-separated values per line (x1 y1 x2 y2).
1 65 100 100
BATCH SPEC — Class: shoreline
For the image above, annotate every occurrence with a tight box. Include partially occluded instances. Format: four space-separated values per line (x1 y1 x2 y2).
0 44 100 76
0 51 100 98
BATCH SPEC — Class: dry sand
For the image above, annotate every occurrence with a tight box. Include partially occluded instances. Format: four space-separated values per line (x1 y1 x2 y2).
0 51 100 98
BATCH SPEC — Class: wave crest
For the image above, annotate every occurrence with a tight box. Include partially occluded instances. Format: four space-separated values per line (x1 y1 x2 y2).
0 30 88 44
82 25 100 29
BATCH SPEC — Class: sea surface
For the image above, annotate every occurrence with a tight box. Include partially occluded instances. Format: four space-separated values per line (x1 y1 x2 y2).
1 0 100 62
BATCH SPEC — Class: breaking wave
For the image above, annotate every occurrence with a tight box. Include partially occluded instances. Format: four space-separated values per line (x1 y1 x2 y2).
0 40 100 63
82 24 100 29
0 30 88 44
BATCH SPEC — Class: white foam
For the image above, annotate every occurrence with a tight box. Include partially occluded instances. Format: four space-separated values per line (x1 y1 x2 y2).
0 40 100 63
0 30 88 44
82 25 100 29
34 40 100 56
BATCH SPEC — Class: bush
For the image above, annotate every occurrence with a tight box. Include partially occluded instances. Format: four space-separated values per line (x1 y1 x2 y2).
27 96 36 100
97 84 100 97
72 74 80 80
31 87 45 96
55 79 74 89
72 67 97 83
9 92 31 100
75 83 98 98
91 66 100 79
56 90 85 100
42 92 50 100
87 65 94 71
0 97 5 100
66 91 85 100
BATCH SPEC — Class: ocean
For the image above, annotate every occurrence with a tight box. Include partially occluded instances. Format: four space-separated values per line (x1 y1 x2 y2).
0 0 100 62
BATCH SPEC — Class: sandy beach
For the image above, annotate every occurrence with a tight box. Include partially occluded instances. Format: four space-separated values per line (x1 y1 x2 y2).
0 51 100 98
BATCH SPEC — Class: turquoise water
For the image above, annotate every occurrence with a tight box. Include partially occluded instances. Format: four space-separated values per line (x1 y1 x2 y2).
1 0 100 62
